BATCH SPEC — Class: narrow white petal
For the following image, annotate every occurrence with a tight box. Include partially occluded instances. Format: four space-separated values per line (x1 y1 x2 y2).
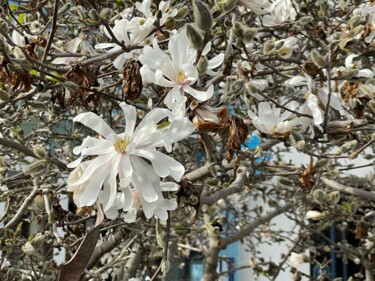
135 148 185 181
73 112 117 141
119 102 137 136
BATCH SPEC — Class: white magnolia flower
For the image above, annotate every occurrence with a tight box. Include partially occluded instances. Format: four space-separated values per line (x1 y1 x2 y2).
238 0 272 15
140 30 214 116
67 102 195 220
52 33 95 65
136 0 177 25
262 0 297 26
248 102 299 136
95 18 154 69
289 252 306 268
285 74 343 126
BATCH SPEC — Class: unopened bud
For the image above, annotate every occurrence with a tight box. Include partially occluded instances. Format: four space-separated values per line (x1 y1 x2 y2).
156 220 165 248
310 50 326 68
263 40 274 53
349 151 358 159
197 56 208 75
313 189 327 205
339 139 358 153
326 191 340 204
243 27 257 43
339 69 359 79
161 258 171 274
368 100 375 113
217 0 238 12
187 194 199 206
75 6 85 20
25 159 48 177
33 145 47 159
0 89 10 102
0 21 9 34
58 3 71 15
62 81 80 91
13 47 26 60
371 132 375 141
290 130 305 151
314 159 330 169
164 17 175 29
349 15 361 28
100 8 112 21
305 210 324 220
88 9 100 23
186 24 204 50
176 6 188 19
233 22 244 38
193 0 213 31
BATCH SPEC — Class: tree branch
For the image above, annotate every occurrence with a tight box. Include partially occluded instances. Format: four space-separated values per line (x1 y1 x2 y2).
321 177 375 202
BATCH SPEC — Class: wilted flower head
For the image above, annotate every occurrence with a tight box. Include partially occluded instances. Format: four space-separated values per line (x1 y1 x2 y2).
67 102 195 221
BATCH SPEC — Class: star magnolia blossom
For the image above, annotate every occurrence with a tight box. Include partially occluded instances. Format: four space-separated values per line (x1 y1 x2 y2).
67 102 195 220
238 0 271 15
262 0 297 26
140 30 214 117
248 102 298 136
289 252 306 268
95 17 154 69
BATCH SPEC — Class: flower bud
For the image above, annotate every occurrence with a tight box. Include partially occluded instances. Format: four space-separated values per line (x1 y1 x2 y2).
58 3 71 14
25 159 48 177
197 56 208 75
88 9 100 23
232 22 244 38
0 89 10 102
349 151 358 159
338 139 358 153
242 27 257 43
339 69 359 79
313 189 326 205
193 0 213 31
217 0 238 12
326 191 340 204
314 159 330 169
164 17 175 29
305 210 324 220
161 258 171 274
33 145 47 159
290 130 305 151
371 132 375 141
100 8 112 21
176 6 188 19
186 24 204 50
310 49 326 68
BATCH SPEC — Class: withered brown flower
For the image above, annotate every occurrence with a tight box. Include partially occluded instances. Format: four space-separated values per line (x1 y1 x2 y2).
122 59 143 101
190 101 229 133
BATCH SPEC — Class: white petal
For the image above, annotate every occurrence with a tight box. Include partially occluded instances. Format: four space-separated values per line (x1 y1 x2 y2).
130 156 160 202
135 148 185 181
184 85 213 102
119 102 137 136
73 112 117 141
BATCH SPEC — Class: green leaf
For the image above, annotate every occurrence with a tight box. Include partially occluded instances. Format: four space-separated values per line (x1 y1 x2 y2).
9 3 18 11
18 13 25 23
342 201 352 213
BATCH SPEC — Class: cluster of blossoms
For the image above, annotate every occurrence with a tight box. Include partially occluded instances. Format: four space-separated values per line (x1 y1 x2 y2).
65 0 375 223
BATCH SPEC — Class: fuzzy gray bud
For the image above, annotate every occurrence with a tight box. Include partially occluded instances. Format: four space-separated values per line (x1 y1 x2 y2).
193 0 213 31
197 56 208 75
25 159 48 177
186 24 204 50
310 50 326 68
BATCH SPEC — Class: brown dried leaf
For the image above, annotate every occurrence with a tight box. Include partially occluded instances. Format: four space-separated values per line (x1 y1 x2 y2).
298 164 314 191
355 221 368 239
58 203 104 281
122 60 143 101
226 117 249 162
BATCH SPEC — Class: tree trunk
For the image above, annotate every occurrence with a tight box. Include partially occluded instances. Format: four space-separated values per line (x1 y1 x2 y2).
202 233 220 281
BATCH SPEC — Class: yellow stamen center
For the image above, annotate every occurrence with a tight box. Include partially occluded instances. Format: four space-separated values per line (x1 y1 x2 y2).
113 136 130 153
176 71 187 84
